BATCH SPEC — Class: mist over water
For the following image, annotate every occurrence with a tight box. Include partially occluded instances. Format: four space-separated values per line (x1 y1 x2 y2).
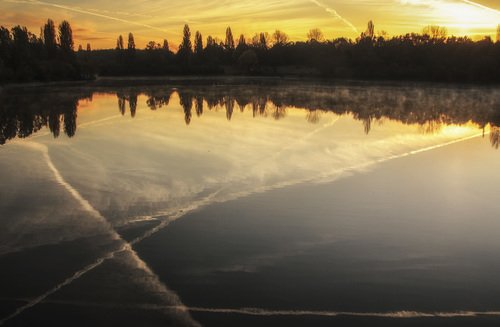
1 82 500 326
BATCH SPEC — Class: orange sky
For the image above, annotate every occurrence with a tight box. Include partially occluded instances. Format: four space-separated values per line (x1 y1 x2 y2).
1 0 499 49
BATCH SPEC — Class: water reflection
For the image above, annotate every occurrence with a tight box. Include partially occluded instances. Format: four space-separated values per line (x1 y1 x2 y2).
1 84 500 326
1 84 499 147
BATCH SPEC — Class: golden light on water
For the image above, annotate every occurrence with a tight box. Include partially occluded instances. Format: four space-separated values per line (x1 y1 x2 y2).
439 124 480 138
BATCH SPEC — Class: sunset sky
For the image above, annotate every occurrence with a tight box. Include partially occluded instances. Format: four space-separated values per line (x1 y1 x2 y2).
1 0 499 49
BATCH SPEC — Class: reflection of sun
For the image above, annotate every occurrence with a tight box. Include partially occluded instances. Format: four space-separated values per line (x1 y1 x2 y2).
440 124 476 137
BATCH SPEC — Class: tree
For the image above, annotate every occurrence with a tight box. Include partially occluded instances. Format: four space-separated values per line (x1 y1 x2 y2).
259 32 269 48
78 44 83 51
128 32 135 50
194 31 203 54
86 43 91 51
145 41 160 50
163 39 169 51
307 28 324 42
238 49 258 72
361 20 375 39
497 24 500 43
116 35 124 50
43 19 56 54
58 20 74 53
206 35 214 47
225 26 235 50
272 29 289 45
179 24 192 53
423 25 447 39
238 34 246 46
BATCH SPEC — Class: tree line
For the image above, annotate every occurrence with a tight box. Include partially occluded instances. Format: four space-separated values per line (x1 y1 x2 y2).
0 19 89 82
1 19 500 83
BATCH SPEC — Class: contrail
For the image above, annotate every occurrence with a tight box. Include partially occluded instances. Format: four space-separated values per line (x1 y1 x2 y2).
3 0 171 34
459 0 500 15
308 0 359 33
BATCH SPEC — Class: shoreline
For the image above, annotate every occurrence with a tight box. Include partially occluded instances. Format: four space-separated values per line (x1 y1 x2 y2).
2 75 500 91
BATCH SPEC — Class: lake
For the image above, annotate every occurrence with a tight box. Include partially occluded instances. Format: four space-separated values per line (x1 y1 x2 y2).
1 80 500 326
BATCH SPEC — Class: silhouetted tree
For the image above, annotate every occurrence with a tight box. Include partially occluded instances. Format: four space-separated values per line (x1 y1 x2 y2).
272 30 289 45
307 28 324 42
367 20 375 38
194 31 203 54
177 24 192 68
128 32 135 50
423 25 447 40
206 35 214 47
497 24 500 43
225 26 235 50
86 43 91 51
180 24 192 52
259 32 269 48
116 35 124 50
145 41 160 50
238 34 246 46
43 19 57 56
58 20 74 53
163 39 169 51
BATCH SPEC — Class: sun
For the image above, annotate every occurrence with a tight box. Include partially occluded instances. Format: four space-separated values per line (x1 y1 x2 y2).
433 2 500 33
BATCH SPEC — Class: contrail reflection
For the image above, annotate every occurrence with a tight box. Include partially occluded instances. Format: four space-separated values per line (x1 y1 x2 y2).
1 131 487 325
0 142 201 327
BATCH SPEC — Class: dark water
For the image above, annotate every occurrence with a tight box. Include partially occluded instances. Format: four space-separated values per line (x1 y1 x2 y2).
1 82 500 326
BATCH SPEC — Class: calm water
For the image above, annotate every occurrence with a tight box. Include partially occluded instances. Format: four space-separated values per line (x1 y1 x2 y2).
1 82 500 326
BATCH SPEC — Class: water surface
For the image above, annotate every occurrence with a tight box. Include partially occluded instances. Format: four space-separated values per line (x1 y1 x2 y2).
1 82 500 326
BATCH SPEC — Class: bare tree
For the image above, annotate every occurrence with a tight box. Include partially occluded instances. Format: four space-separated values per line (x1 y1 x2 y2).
423 25 447 39
307 28 324 42
272 30 289 45
361 20 375 39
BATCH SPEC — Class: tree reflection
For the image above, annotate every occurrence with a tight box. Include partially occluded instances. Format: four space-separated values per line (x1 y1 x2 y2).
490 126 500 149
0 89 88 144
178 91 193 125
2 84 499 149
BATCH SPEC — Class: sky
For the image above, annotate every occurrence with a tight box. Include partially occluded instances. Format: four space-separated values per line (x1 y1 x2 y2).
0 0 499 49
